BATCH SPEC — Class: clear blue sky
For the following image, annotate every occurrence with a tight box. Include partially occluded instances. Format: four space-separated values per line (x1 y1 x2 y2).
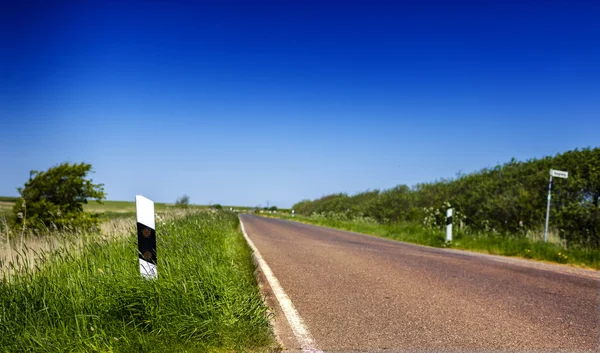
1 0 598 208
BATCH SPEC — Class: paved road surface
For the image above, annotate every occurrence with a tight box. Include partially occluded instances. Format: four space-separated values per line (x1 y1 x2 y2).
240 214 600 353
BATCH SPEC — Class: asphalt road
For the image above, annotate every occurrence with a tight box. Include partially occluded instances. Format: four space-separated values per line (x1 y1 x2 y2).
239 214 600 353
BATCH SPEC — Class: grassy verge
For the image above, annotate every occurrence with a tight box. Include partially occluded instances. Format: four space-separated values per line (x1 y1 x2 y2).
264 213 600 270
0 211 274 352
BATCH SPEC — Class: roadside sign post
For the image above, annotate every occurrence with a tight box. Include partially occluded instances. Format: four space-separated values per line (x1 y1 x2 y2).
544 169 568 242
292 209 295 218
446 208 453 242
136 195 157 279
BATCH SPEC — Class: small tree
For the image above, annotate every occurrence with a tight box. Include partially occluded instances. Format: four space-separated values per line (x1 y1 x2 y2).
175 195 190 208
13 162 105 232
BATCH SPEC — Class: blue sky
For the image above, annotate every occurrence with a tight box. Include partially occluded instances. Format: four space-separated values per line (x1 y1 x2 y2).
1 0 599 208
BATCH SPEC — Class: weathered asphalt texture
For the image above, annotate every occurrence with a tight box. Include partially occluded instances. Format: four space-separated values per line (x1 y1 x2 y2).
240 214 600 353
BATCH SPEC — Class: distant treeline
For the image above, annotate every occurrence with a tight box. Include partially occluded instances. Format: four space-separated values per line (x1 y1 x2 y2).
0 196 18 203
293 148 600 248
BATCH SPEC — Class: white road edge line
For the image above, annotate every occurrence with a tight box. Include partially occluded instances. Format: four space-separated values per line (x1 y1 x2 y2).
240 218 322 353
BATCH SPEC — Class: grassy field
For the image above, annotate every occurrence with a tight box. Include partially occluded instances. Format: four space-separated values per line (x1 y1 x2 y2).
86 200 175 221
0 211 275 352
265 213 600 270
0 198 211 222
0 198 262 221
0 196 16 218
0 201 12 217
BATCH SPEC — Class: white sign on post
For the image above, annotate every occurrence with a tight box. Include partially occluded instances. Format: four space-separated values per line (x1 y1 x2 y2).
550 169 568 179
544 169 568 242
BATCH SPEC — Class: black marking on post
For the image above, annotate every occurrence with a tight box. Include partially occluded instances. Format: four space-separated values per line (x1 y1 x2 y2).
137 222 156 264
446 216 452 226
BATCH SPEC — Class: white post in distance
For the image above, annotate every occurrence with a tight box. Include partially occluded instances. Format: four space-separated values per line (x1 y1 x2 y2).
446 208 453 242
544 169 568 242
292 209 295 218
136 195 157 279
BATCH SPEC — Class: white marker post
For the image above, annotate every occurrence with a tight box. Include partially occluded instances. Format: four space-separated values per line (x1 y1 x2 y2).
136 195 157 279
446 208 453 242
544 169 568 242
292 209 295 218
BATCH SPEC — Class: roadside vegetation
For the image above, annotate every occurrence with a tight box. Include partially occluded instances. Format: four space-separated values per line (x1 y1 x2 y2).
1 162 274 351
0 210 274 352
289 147 600 269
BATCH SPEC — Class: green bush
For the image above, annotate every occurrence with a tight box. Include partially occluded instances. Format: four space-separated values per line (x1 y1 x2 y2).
174 195 190 208
12 162 105 232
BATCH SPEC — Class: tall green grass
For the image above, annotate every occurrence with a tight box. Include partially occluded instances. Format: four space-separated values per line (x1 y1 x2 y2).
267 214 600 269
0 211 274 352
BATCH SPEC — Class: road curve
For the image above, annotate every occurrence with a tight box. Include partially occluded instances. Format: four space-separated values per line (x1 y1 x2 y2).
240 214 600 353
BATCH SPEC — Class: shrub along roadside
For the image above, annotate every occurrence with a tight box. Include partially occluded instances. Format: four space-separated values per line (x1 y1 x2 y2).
264 213 600 270
12 162 106 232
0 211 274 352
293 147 600 248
